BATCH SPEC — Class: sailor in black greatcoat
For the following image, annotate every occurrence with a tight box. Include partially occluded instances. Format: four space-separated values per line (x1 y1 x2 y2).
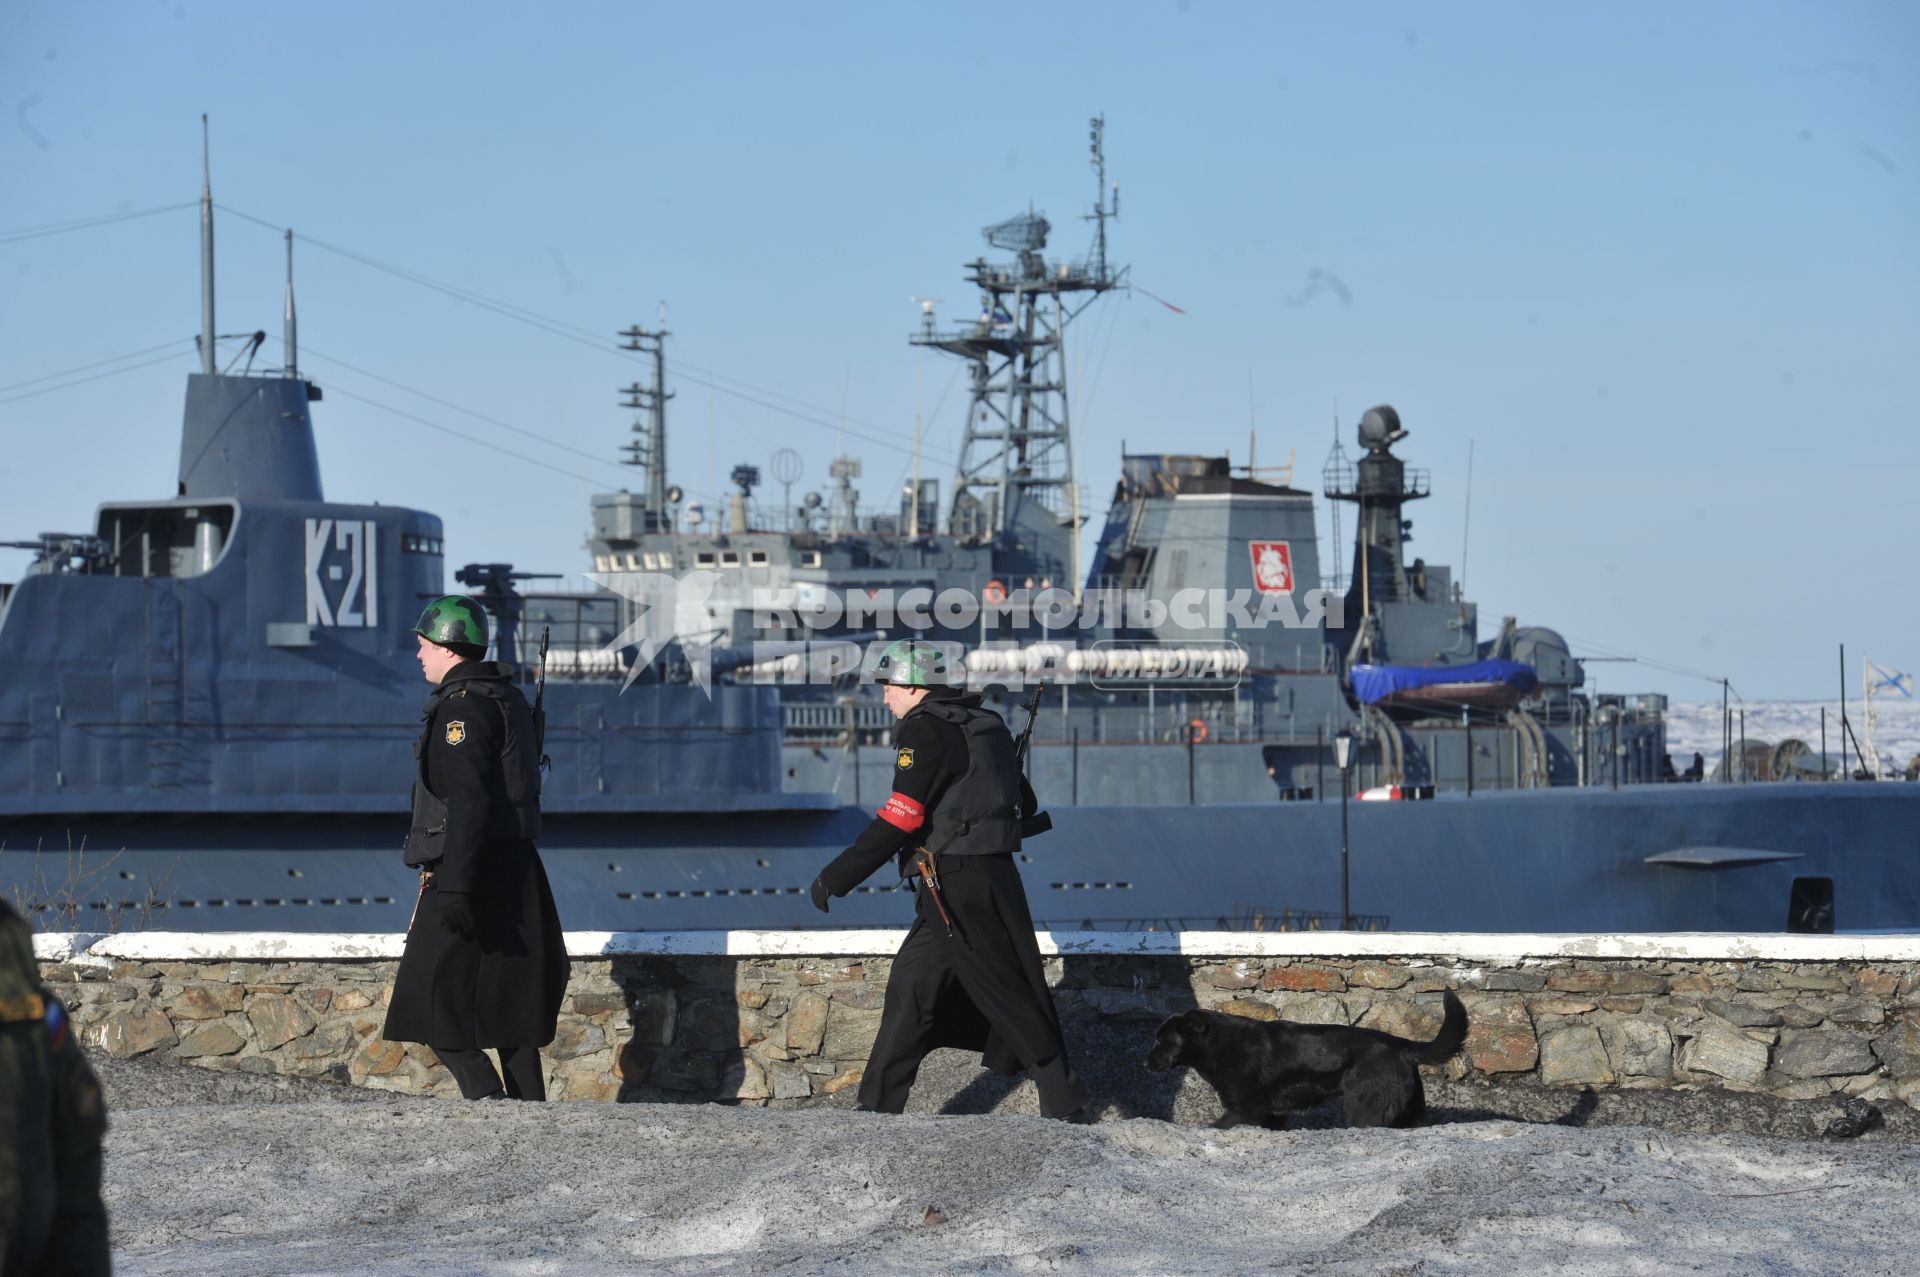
383 595 568 1100
810 640 1089 1121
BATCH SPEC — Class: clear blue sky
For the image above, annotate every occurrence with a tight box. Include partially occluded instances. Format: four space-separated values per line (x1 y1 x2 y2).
3 1 1914 703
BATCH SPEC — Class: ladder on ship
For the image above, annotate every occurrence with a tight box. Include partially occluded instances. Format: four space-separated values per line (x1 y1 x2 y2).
143 582 187 790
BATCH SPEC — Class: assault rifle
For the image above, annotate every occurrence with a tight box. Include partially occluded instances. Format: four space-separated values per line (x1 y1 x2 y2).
533 624 551 776
1015 682 1052 838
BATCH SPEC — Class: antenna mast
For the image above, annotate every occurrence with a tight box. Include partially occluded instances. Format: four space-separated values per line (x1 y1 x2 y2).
1323 406 1346 592
913 115 1125 555
283 229 298 378
1459 438 1475 595
1088 112 1117 283
200 114 216 376
618 316 674 532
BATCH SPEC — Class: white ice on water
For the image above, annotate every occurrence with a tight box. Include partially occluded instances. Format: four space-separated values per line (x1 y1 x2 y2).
1665 698 1919 778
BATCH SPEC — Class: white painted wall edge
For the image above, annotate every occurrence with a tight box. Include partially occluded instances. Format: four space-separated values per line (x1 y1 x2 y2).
31 930 1920 965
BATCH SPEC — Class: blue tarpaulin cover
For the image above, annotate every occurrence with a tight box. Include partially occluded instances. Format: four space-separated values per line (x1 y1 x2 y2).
1349 659 1539 706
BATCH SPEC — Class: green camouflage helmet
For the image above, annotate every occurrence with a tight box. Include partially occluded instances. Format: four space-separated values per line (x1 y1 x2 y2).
412 595 489 649
873 638 952 687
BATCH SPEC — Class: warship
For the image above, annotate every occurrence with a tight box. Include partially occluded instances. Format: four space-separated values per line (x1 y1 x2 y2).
4 121 1916 936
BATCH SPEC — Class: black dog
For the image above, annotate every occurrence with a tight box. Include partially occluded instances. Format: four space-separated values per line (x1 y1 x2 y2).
1144 991 1467 1130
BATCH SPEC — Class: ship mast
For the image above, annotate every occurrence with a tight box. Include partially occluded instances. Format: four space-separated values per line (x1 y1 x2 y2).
283 229 298 378
619 314 674 533
200 114 216 376
914 115 1125 551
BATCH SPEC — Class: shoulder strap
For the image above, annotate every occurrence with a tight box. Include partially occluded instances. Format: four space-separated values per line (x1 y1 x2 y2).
0 990 47 1023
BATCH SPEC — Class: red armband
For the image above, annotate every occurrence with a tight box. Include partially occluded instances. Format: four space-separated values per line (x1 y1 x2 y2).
877 791 925 832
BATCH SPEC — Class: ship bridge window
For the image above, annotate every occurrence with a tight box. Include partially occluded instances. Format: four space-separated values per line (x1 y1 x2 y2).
695 551 717 567
641 551 665 571
748 549 770 566
720 551 741 567
625 552 643 571
800 550 822 568
594 554 612 572
401 534 444 555
97 501 237 579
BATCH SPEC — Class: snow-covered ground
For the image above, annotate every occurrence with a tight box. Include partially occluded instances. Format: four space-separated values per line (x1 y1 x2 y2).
1666 698 1920 779
98 1058 1920 1277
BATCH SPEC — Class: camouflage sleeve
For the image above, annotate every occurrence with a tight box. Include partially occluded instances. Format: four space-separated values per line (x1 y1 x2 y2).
43 997 111 1277
424 694 500 894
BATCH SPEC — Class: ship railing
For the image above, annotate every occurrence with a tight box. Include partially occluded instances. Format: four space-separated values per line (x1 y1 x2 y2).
593 503 947 547
783 701 893 742
1321 463 1430 502
518 576 611 596
540 647 627 679
964 258 1119 293
1035 702 1345 747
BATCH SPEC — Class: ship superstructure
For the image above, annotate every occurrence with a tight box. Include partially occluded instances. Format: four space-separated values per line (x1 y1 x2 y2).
556 119 1661 807
4 120 1915 939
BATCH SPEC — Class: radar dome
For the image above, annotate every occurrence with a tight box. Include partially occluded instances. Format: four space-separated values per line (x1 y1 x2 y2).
1358 405 1406 451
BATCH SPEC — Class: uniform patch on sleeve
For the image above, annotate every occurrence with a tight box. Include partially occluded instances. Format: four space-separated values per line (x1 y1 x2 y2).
445 720 467 746
878 791 926 832
896 747 915 770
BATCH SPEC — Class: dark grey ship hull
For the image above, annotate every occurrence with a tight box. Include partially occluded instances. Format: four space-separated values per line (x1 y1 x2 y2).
11 781 1915 934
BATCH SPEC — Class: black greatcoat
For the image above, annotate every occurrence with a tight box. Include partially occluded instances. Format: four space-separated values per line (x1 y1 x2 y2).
862 852 1066 1084
816 692 1078 1114
383 662 567 1050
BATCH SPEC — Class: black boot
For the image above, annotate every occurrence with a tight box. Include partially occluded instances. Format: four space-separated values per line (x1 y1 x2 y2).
1030 1054 1091 1122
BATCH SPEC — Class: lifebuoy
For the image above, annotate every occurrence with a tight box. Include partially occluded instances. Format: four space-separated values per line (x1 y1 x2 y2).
983 579 1008 604
1188 718 1209 743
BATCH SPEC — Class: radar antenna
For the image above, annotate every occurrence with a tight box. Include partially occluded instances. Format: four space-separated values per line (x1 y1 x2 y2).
911 295 944 339
770 447 803 529
913 115 1126 550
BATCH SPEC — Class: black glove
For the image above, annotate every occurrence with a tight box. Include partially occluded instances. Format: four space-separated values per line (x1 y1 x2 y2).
439 890 479 940
810 876 832 914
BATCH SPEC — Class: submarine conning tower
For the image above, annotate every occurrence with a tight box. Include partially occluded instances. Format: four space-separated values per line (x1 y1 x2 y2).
176 115 324 505
177 371 325 502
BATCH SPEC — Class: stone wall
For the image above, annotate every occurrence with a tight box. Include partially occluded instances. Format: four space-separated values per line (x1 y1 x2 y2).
32 932 1920 1113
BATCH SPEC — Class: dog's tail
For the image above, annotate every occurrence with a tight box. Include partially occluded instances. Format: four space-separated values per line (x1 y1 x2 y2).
1408 991 1468 1065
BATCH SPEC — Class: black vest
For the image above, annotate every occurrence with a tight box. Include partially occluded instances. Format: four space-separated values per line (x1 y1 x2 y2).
917 699 1023 858
404 669 541 866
